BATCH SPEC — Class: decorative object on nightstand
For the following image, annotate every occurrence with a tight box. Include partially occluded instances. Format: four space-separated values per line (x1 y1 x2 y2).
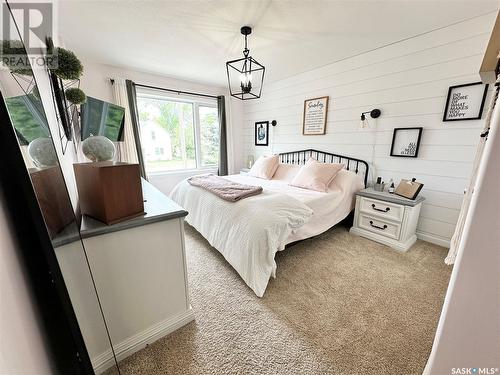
350 187 425 252
395 178 424 200
388 179 395 194
246 155 255 168
374 177 385 192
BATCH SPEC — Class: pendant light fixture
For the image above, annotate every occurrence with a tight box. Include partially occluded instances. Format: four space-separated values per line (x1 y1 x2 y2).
226 26 265 100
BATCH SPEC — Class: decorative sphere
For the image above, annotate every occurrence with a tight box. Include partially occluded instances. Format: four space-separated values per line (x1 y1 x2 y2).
28 138 58 168
81 136 116 162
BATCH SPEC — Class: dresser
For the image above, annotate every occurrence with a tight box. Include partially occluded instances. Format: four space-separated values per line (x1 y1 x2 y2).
350 188 425 252
54 179 192 374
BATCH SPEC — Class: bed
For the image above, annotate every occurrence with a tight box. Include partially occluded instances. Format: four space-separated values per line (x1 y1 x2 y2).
170 149 368 297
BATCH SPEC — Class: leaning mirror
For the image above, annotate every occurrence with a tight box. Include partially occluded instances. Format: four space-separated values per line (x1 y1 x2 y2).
0 5 119 374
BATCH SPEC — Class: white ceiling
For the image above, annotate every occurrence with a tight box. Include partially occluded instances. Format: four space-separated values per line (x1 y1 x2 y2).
57 0 498 86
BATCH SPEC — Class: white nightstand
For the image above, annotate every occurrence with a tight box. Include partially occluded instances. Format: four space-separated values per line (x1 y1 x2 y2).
240 168 250 174
350 188 425 252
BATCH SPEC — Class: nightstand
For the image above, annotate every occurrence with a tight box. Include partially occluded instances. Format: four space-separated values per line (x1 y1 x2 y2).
350 188 425 252
240 168 250 174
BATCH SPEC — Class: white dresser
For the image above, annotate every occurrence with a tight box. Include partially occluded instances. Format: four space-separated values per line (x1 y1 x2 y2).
54 180 193 374
350 188 425 252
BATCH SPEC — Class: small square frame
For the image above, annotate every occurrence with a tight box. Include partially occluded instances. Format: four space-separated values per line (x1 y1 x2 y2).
390 127 423 158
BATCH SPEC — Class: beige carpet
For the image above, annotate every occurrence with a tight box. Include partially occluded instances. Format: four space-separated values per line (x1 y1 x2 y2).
108 224 452 375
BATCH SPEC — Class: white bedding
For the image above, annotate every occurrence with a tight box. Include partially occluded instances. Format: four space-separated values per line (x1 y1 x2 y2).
170 167 363 297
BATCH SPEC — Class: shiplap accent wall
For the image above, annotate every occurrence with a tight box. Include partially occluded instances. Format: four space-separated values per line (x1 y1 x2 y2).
242 13 497 247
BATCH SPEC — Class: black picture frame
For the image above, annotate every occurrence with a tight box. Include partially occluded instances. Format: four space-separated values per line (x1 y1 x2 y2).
390 127 423 158
443 82 489 122
255 121 269 146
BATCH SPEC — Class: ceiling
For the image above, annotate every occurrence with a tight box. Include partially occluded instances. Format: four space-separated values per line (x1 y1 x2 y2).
57 0 498 86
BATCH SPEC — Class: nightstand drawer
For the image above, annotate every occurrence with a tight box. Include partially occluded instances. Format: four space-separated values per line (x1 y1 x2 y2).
359 197 404 222
358 214 401 240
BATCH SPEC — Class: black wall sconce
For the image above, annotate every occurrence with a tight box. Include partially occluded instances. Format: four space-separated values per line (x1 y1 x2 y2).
271 120 277 126
360 109 381 128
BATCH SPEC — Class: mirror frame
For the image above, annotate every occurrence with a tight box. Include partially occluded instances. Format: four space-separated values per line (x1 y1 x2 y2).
0 91 95 374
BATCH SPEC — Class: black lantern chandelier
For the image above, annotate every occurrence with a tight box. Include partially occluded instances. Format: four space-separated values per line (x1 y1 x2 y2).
226 26 265 100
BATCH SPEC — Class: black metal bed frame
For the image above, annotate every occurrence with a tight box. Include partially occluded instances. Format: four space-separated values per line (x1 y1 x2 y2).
278 149 369 187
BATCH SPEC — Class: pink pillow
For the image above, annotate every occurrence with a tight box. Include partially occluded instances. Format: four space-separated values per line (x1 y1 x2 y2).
290 157 344 192
248 155 279 179
272 164 301 182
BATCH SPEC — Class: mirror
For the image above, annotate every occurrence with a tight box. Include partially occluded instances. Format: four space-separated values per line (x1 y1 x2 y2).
0 9 119 375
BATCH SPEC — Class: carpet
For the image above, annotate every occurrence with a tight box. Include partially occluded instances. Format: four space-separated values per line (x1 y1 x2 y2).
107 224 452 375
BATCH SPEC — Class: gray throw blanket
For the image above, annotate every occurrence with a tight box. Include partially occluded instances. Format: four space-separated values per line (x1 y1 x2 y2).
187 174 263 202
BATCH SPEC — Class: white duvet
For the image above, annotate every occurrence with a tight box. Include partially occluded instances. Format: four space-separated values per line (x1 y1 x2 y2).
170 179 313 297
170 168 363 297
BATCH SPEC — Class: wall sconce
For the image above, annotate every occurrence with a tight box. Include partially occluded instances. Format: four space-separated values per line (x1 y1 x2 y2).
271 120 277 126
360 109 381 128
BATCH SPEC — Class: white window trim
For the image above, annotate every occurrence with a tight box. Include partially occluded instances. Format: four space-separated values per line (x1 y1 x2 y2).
136 88 219 176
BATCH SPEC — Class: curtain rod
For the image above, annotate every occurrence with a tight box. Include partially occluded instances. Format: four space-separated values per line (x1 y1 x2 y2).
134 83 219 99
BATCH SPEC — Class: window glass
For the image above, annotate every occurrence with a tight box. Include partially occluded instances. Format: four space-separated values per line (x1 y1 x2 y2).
199 106 219 167
137 97 196 173
136 92 219 174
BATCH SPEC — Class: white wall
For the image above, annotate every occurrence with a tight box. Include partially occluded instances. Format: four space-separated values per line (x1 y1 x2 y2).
242 13 497 246
424 80 500 374
79 62 245 194
0 196 54 375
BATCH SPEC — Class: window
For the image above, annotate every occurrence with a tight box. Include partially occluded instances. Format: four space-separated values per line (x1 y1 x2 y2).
136 90 219 174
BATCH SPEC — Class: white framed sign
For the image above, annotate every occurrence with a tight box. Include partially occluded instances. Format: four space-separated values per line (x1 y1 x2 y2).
302 96 329 135
443 82 489 121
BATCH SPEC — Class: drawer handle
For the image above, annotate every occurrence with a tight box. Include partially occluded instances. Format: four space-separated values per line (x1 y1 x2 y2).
369 220 387 230
372 204 390 213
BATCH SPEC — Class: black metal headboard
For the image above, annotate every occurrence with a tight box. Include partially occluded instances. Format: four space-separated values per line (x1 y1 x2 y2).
278 149 369 187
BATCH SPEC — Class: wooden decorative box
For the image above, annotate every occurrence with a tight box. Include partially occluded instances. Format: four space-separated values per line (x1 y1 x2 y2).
73 162 144 225
29 166 75 239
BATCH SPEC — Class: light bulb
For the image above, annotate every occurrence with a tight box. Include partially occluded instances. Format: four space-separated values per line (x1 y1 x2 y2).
360 118 369 128
240 72 252 84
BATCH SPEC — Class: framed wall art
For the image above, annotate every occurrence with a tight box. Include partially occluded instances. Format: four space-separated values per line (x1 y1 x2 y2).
390 127 423 158
443 82 489 121
303 96 329 135
255 121 269 146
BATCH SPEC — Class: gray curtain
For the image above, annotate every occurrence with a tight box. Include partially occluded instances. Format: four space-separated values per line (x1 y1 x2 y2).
125 80 147 179
217 95 228 176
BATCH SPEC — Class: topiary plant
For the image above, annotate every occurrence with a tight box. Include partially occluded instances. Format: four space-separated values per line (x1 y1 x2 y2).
0 40 33 76
52 47 83 80
65 87 86 104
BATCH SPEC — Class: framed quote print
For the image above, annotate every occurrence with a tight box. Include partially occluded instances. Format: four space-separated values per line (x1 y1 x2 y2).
303 96 329 135
390 127 423 158
255 121 269 146
443 82 489 121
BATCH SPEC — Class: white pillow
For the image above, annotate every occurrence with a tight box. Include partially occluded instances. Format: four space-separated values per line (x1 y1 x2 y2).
248 155 279 179
289 157 344 192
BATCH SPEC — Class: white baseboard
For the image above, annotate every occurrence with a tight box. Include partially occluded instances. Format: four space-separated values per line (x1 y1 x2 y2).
416 231 451 248
93 308 195 374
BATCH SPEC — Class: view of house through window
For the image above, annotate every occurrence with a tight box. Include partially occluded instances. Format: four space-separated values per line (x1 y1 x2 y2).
137 92 219 174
